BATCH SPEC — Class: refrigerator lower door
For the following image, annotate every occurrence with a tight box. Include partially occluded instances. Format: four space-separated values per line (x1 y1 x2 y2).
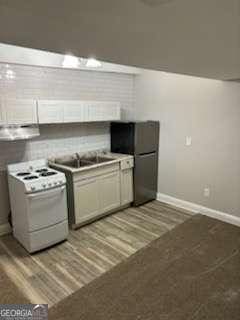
133 152 158 206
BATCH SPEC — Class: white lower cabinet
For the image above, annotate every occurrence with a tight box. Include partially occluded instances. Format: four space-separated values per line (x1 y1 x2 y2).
99 171 120 213
120 169 133 205
74 177 100 224
72 161 132 227
74 171 121 225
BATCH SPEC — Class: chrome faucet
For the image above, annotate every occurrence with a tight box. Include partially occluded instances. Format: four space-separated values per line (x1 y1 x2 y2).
75 153 81 167
75 153 81 160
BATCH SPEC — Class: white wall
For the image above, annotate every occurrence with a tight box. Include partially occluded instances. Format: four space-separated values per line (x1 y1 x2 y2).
0 63 135 225
134 70 240 218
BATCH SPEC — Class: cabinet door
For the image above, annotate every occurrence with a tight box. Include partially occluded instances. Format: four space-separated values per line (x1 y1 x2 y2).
88 102 102 121
99 171 120 213
104 103 121 121
88 102 121 122
120 169 133 205
3 99 37 124
38 100 64 124
64 101 88 123
74 177 100 224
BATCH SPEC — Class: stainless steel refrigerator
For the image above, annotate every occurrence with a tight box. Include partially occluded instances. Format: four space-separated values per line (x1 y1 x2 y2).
111 121 160 206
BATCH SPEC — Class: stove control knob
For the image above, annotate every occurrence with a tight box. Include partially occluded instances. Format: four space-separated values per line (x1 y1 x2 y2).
42 184 46 188
48 183 52 187
31 186 36 191
54 182 58 185
59 180 63 184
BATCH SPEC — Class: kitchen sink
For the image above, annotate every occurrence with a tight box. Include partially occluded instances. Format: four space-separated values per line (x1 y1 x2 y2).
83 156 115 164
56 159 92 169
54 155 115 169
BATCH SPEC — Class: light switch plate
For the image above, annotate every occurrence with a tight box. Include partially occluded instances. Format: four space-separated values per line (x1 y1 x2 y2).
186 136 192 146
204 188 210 197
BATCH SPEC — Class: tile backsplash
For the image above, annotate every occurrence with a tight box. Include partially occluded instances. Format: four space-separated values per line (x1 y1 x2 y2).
0 63 135 169
0 123 109 170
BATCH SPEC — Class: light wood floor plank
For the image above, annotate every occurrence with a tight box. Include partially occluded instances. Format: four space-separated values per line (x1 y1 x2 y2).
137 206 185 226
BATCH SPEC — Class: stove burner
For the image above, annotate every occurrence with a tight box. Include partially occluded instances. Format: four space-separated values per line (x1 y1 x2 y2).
17 172 31 177
24 175 39 180
35 168 48 173
40 171 57 177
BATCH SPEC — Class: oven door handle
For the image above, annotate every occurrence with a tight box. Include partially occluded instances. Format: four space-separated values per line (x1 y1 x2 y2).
28 186 65 200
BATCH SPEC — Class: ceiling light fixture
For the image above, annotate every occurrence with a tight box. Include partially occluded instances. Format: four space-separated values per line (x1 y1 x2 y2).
62 54 80 68
86 58 102 68
5 69 16 79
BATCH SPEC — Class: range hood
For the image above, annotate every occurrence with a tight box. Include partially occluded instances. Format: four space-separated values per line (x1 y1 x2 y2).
0 125 40 141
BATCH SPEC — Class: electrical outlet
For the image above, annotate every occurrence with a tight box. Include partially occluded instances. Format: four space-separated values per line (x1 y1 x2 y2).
204 188 210 197
186 136 192 146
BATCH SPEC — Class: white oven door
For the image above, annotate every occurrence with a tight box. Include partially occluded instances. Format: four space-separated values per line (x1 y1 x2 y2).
26 186 68 232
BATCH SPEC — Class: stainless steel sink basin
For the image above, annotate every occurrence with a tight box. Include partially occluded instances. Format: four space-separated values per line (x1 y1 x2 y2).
56 159 93 169
83 156 114 164
54 155 114 169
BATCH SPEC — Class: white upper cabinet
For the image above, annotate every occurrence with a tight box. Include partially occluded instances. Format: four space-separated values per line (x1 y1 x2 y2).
63 101 88 123
104 102 121 121
1 99 38 125
38 100 64 124
38 100 121 124
2 99 121 125
88 101 121 122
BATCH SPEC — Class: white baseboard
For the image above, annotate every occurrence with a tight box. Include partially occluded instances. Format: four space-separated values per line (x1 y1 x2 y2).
0 223 12 236
157 193 240 227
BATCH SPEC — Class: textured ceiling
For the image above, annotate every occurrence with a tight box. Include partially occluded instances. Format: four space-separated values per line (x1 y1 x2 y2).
0 0 239 80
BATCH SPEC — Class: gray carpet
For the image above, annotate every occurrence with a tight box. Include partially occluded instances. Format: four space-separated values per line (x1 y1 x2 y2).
49 214 240 320
0 265 29 304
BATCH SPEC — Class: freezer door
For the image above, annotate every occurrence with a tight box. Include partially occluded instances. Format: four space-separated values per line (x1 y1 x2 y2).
133 152 158 206
135 121 159 155
111 122 135 154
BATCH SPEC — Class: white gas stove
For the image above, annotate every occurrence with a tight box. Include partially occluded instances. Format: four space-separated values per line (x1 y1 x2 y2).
8 159 69 253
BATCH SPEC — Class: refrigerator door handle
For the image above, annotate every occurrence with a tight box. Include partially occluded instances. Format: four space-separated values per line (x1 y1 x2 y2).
138 152 156 157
